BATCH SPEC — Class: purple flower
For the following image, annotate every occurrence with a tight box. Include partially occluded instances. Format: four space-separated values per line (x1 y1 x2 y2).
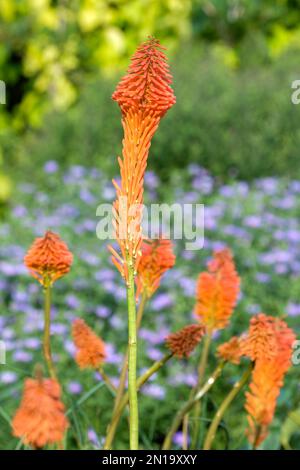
0 371 18 384
67 381 82 395
87 428 101 448
255 273 270 283
23 338 41 349
13 350 33 363
142 383 166 400
151 293 173 311
95 306 111 318
66 294 80 310
286 303 300 317
44 160 58 173
173 431 190 448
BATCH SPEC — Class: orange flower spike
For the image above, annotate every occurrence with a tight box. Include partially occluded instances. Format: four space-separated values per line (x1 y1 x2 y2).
166 324 206 359
12 377 68 448
136 238 176 299
109 38 176 282
195 249 240 332
244 314 296 447
217 336 243 365
24 230 73 286
72 319 106 369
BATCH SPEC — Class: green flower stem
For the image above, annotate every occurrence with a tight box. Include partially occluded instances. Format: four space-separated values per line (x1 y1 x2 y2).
203 364 252 450
190 331 212 448
99 367 117 395
43 282 57 380
113 292 147 413
104 352 173 450
162 361 224 450
127 264 139 450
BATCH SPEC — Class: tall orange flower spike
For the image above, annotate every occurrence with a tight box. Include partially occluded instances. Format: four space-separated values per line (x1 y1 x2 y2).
72 318 106 369
24 230 73 286
166 324 206 359
108 38 176 283
244 314 296 447
195 249 240 332
135 238 176 299
12 376 69 448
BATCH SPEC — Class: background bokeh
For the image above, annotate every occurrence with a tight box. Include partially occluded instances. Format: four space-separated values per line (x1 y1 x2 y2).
0 0 300 450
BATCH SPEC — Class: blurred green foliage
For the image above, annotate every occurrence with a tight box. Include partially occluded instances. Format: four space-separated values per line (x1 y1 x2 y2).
12 44 300 182
2 0 300 188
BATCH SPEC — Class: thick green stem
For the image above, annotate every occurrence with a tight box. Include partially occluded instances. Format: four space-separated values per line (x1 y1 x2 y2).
103 353 172 450
104 291 147 450
190 332 212 448
162 361 224 450
203 364 252 450
127 265 139 450
43 283 57 380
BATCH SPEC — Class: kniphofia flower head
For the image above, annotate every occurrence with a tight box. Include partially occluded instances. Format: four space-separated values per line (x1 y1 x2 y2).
166 324 206 359
72 318 106 369
195 249 240 332
136 238 176 299
217 336 243 365
243 313 296 447
108 38 176 283
12 376 68 448
24 230 73 286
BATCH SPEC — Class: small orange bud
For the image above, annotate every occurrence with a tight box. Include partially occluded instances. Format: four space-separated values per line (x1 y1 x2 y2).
24 231 73 286
136 238 176 299
166 324 206 359
72 319 106 369
217 336 242 365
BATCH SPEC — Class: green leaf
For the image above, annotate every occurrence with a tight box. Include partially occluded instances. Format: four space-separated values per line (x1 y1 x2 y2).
281 409 300 450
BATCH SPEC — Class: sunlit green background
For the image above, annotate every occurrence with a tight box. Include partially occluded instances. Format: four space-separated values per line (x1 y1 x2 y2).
1 0 300 197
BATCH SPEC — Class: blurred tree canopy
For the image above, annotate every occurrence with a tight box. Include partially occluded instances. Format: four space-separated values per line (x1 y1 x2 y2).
1 0 300 131
0 0 192 129
1 0 300 194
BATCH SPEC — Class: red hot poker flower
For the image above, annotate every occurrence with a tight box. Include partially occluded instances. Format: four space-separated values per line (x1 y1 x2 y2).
166 324 206 359
72 319 106 369
24 231 73 286
217 336 243 365
136 238 176 299
108 38 175 283
12 377 68 448
244 314 296 447
112 37 176 118
195 249 240 332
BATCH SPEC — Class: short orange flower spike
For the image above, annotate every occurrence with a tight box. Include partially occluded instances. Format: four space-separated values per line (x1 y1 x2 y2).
12 377 69 448
136 238 176 299
24 231 73 286
166 324 206 359
195 249 240 332
72 319 106 369
108 38 176 283
217 336 243 365
244 314 296 447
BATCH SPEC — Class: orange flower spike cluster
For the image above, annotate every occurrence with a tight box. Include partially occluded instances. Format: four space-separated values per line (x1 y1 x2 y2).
195 249 240 332
72 319 106 369
244 314 296 447
136 238 176 299
24 230 73 286
166 324 206 359
12 377 68 448
109 38 176 282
